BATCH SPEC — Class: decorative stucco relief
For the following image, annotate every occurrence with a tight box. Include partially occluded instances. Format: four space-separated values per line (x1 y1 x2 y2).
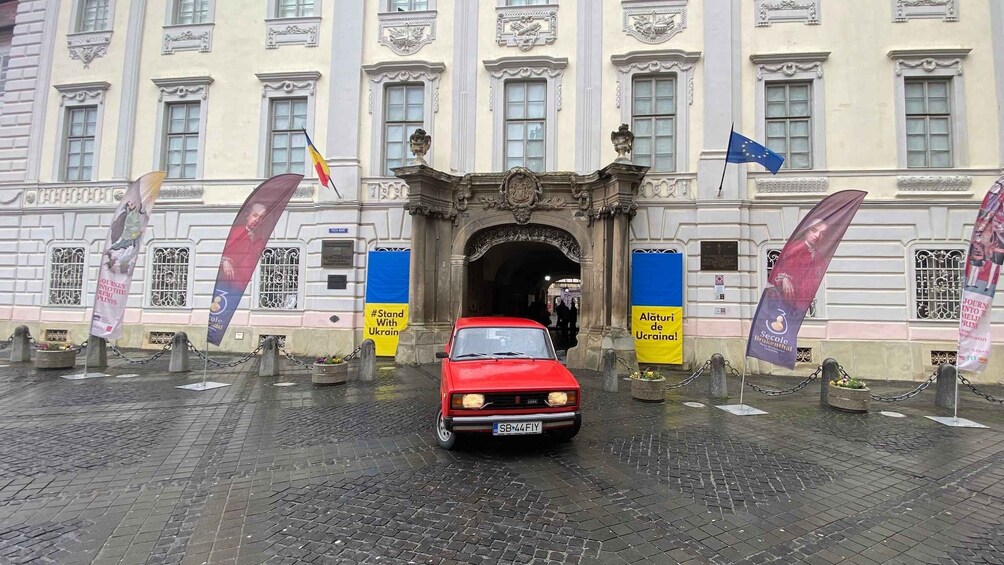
156 84 209 101
466 224 580 263
479 167 565 225
621 0 687 44
896 175 971 191
755 0 820 26
613 56 697 108
157 185 204 201
894 57 963 76
755 61 823 80
265 18 320 49
162 24 213 54
366 179 410 201
292 184 314 200
636 175 692 200
892 0 957 22
365 67 441 114
67 31 113 68
378 11 436 55
486 63 564 112
25 185 126 207
496 5 557 52
755 177 829 193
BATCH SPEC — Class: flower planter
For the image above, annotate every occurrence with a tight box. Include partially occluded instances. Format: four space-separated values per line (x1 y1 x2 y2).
34 349 77 370
827 384 871 413
631 377 666 402
312 362 348 385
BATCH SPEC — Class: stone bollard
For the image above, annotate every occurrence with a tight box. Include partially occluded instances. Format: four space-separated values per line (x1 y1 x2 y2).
169 332 190 373
359 339 376 382
259 336 279 377
86 337 108 369
710 354 727 399
820 358 840 405
602 349 618 392
10 325 30 363
934 363 957 410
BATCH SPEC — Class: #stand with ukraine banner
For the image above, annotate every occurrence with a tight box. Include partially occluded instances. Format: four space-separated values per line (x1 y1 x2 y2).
364 250 411 357
958 176 1004 373
746 190 867 370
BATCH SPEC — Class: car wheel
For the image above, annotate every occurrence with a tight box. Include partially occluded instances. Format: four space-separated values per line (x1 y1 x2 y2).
550 419 581 442
435 409 457 450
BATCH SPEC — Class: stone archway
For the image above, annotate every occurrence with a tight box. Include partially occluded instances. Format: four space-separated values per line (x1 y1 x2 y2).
393 163 648 371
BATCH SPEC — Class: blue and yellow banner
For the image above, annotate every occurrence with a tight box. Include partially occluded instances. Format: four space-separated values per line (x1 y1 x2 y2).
631 252 683 364
364 250 410 356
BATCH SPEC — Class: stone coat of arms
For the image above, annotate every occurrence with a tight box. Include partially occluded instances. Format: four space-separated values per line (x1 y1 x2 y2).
480 167 564 224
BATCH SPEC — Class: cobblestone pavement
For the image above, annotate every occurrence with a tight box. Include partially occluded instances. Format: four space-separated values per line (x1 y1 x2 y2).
0 351 1003 565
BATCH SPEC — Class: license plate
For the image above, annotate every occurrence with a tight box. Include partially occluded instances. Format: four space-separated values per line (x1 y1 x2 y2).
493 421 542 436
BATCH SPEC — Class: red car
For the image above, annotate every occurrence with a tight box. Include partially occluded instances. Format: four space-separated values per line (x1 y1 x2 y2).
434 317 582 450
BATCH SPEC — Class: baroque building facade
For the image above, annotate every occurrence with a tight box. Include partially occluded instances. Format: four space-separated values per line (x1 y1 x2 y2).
0 0 1002 381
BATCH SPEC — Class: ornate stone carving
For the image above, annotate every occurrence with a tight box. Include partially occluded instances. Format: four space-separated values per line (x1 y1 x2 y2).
156 84 209 101
611 124 634 162
265 19 320 49
496 6 557 52
404 201 455 220
897 175 971 191
755 177 829 193
28 185 122 207
367 179 410 200
893 0 956 22
363 64 443 114
258 71 322 97
378 11 437 56
479 168 566 225
894 57 963 76
594 201 637 220
755 0 820 26
162 25 213 54
637 176 691 199
466 224 581 263
158 185 204 200
485 60 566 112
621 1 687 44
293 185 314 199
409 129 431 165
611 53 698 108
67 31 112 68
756 61 823 80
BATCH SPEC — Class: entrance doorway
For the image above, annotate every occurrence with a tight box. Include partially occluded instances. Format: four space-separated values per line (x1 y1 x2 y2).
466 241 580 321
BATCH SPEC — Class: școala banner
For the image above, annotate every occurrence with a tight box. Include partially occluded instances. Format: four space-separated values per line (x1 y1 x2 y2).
631 251 683 364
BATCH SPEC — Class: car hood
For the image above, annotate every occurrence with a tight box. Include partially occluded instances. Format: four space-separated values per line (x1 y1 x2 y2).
446 360 579 391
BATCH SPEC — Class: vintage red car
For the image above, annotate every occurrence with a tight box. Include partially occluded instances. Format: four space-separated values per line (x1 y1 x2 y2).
434 317 582 450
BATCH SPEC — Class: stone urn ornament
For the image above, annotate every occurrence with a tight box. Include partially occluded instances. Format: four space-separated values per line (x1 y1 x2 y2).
611 124 634 162
409 128 431 165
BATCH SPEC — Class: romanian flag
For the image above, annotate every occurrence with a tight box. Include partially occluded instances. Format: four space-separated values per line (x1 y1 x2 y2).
303 129 340 197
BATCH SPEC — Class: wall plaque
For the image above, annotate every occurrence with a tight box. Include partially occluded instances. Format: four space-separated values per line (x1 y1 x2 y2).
321 240 354 268
327 275 348 290
700 241 739 271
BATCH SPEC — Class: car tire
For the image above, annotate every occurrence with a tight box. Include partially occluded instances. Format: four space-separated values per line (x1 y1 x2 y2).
550 419 581 442
435 409 457 450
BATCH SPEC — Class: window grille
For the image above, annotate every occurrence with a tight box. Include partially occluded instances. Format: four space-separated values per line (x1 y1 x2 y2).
504 81 546 172
930 350 957 366
64 106 98 181
766 249 816 318
258 334 287 347
150 247 190 307
175 0 209 24
78 0 110 32
276 0 314 18
795 347 812 363
384 84 424 174
149 331 176 345
632 76 676 172
914 248 964 320
632 249 679 254
765 82 812 169
374 246 410 252
165 102 200 179
905 78 952 168
268 98 307 176
48 247 85 306
44 329 69 342
258 247 300 309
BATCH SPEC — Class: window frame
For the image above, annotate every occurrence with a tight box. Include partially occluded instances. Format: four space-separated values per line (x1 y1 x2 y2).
904 78 953 169
73 0 113 33
751 52 828 172
503 80 547 172
382 83 426 175
53 82 109 182
254 244 304 311
45 244 87 307
266 97 309 177
162 0 215 54
385 0 433 11
152 76 212 180
630 75 678 173
256 71 320 178
145 243 194 309
171 0 211 24
763 81 813 170
909 243 967 322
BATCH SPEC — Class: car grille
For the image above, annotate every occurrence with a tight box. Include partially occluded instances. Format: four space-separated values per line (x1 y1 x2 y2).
485 392 550 409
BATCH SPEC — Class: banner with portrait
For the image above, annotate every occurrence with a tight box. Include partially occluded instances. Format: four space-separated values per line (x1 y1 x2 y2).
90 171 167 340
958 176 1004 372
746 190 866 369
207 174 303 346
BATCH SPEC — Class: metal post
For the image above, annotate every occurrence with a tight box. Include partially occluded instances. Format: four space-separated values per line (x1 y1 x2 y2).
360 339 376 382
86 336 108 369
10 325 30 363
602 349 618 392
821 358 839 405
259 336 279 377
935 363 957 410
169 332 190 373
710 354 727 399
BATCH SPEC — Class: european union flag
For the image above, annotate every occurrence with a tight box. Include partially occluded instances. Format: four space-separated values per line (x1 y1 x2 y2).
726 131 785 174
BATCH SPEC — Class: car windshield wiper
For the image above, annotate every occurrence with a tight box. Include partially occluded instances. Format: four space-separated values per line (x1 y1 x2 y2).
454 352 488 359
492 351 530 358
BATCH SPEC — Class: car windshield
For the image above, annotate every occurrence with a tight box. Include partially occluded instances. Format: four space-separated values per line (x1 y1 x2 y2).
450 327 555 360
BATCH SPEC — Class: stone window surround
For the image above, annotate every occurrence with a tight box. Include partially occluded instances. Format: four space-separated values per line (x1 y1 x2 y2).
45 242 88 308
67 0 116 68
621 0 688 44
255 71 321 178
611 49 699 174
151 76 213 180
755 0 821 27
265 0 321 49
484 56 566 172
162 0 215 54
892 0 957 23
889 48 970 170
145 242 195 309
253 242 305 312
363 60 444 176
760 242 825 319
52 81 110 182
750 51 829 172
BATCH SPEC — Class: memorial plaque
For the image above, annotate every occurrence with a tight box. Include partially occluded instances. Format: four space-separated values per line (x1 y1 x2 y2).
327 275 348 290
700 241 739 271
321 240 353 268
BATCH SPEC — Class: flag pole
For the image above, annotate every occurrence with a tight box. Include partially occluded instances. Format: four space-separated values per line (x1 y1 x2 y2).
717 123 735 198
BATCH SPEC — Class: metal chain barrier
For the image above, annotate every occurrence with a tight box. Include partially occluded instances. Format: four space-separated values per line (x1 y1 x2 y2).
280 341 366 369
0 334 12 350
666 359 712 390
956 372 1004 405
108 342 172 365
836 365 939 403
726 360 822 396
187 341 263 368
71 339 89 354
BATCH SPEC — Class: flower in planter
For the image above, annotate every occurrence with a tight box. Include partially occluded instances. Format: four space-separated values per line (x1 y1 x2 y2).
830 375 866 389
37 342 73 351
315 355 346 365
630 368 663 381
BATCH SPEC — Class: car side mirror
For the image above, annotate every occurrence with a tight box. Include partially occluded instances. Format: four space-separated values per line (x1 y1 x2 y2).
435 351 448 359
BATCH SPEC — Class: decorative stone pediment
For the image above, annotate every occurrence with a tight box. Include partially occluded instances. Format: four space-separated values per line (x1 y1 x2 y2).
256 71 322 98
67 31 113 68
152 76 214 101
484 56 567 112
162 24 213 54
495 4 557 52
750 52 829 80
888 49 969 76
54 82 111 106
621 0 687 44
466 224 580 263
378 10 437 55
892 0 957 22
755 0 820 26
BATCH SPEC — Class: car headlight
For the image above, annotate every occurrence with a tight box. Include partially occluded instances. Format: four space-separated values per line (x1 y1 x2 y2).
547 391 577 407
451 393 486 409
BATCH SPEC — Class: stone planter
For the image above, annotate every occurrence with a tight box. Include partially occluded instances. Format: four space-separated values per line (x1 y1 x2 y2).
312 362 348 385
34 349 77 370
631 377 666 402
827 384 871 413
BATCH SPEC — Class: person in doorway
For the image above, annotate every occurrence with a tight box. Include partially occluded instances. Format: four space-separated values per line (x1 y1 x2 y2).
568 301 578 346
556 299 570 342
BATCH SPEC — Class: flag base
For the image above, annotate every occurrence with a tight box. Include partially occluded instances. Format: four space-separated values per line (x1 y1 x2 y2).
61 372 109 380
176 381 231 391
716 404 768 416
925 416 988 428
683 402 706 408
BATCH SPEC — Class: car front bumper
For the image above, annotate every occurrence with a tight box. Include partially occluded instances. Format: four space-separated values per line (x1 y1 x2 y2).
444 411 581 433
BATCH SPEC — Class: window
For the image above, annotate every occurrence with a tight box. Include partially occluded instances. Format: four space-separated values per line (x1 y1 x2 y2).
174 0 209 24
164 102 200 179
150 247 190 307
383 84 424 174
390 0 428 10
631 77 676 172
48 247 86 306
0 45 9 104
504 81 546 172
914 248 965 320
258 247 300 309
765 82 811 169
64 106 97 181
268 98 307 176
275 0 314 18
905 79 952 168
77 0 110 32
766 249 816 318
